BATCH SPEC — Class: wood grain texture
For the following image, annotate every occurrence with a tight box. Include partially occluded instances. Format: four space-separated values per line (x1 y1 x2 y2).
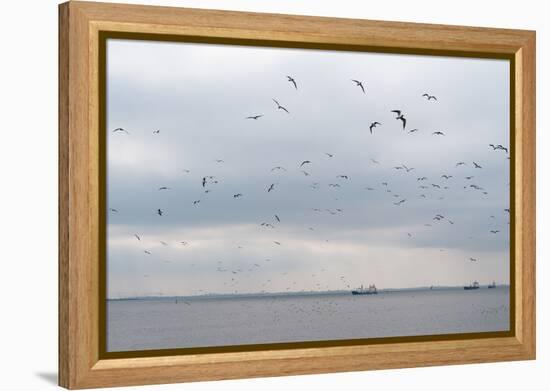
73 1 531 54
58 1 536 388
59 1 98 388
58 3 70 387
516 34 536 354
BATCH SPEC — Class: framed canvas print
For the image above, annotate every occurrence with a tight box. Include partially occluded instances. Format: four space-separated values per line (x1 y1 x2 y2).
59 1 536 389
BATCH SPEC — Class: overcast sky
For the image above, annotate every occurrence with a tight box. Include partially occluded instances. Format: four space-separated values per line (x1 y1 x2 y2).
106 39 510 299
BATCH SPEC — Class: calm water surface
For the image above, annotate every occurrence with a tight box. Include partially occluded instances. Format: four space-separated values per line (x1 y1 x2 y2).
107 287 509 352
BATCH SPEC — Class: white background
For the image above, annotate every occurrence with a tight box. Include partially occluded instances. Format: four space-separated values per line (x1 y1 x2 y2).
0 0 546 389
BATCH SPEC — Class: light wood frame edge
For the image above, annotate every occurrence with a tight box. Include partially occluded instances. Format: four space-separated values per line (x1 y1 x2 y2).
58 1 536 389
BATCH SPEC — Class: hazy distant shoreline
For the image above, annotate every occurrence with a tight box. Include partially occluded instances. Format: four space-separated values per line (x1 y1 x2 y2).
108 284 510 301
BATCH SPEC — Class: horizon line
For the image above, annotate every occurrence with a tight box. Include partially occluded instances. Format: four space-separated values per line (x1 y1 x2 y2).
108 283 510 301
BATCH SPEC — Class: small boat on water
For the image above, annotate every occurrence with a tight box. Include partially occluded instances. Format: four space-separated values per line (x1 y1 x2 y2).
488 281 496 289
352 284 378 295
464 281 480 290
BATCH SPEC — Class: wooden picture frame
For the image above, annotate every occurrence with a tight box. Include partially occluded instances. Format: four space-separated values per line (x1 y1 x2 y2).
59 1 536 389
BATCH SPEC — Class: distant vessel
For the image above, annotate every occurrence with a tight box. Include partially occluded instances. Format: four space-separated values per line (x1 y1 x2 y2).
352 284 378 295
488 281 496 289
464 281 480 290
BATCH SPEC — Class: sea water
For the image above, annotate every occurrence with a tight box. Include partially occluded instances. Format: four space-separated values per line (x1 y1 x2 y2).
107 286 509 352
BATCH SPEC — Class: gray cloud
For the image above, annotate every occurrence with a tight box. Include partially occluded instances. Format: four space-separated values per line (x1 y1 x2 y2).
106 39 510 298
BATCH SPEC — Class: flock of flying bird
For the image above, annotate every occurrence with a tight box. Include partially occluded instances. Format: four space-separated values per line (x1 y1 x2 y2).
110 74 510 296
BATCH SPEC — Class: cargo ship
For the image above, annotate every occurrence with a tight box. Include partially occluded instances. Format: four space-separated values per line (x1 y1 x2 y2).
352 284 378 295
464 281 480 290
488 281 496 289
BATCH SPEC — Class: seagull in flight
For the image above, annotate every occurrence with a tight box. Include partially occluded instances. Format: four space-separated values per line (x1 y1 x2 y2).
193 200 200 205
144 250 151 255
397 115 406 129
271 166 287 172
233 193 243 198
394 199 406 206
336 175 349 180
473 162 482 169
351 79 365 93
408 128 419 133
465 176 474 180
391 110 407 129
325 153 334 158
246 115 263 120
109 208 118 213
456 162 466 167
267 183 275 192
152 129 160 134
112 127 129 134
490 230 500 234
422 93 437 101
432 131 445 136
158 186 170 191
469 257 477 262
273 99 289 113
441 175 453 179
369 122 382 134
417 177 428 181
370 158 380 164
273 241 282 245
495 144 509 153
274 215 281 222
287 75 297 89
134 234 140 241
157 208 163 216
202 177 207 187
300 160 311 167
